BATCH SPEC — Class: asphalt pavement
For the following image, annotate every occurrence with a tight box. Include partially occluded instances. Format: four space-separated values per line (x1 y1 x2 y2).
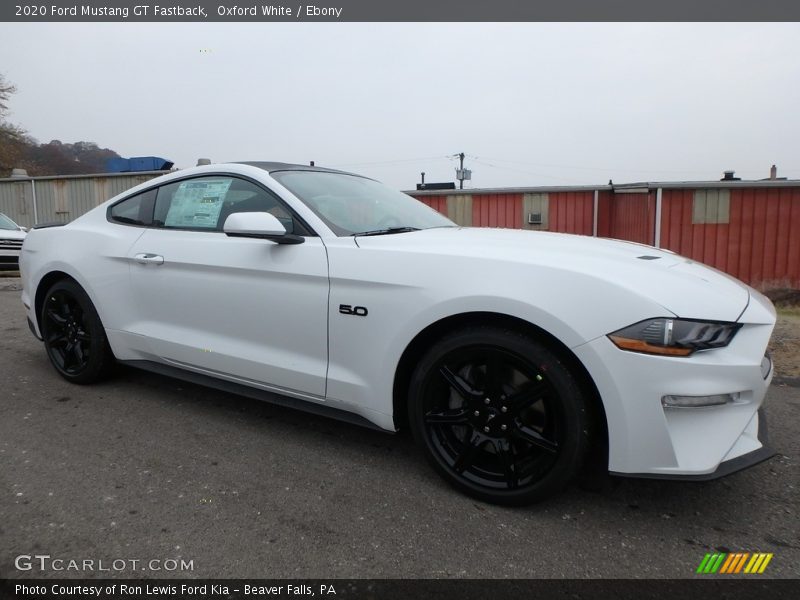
1 281 798 579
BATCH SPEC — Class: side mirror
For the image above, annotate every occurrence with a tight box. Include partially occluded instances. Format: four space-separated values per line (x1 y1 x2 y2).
223 212 304 245
20 226 28 232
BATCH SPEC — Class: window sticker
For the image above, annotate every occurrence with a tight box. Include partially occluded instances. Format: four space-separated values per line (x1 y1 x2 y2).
164 179 232 228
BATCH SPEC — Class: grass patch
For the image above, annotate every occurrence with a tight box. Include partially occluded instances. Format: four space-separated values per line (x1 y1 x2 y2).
777 306 800 319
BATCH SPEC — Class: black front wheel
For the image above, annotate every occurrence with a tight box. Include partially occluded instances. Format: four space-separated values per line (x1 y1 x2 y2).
408 326 590 505
41 279 114 384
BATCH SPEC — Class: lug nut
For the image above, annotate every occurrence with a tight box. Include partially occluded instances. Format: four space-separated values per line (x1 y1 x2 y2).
500 424 507 431
473 411 480 417
484 398 491 405
483 426 490 433
501 406 507 413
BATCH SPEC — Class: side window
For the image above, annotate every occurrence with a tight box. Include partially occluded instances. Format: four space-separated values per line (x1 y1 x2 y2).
153 176 302 233
154 177 233 230
109 189 156 226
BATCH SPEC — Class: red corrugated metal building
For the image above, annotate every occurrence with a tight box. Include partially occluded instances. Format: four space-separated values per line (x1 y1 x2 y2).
411 179 800 290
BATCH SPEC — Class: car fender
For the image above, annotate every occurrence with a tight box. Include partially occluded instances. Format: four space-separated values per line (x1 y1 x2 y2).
326 277 666 438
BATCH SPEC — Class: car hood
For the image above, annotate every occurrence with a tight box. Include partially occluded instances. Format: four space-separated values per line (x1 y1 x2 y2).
0 229 26 240
356 227 751 322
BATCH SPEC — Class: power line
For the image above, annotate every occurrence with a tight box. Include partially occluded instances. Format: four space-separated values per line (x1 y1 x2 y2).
470 155 725 175
470 158 594 184
329 155 450 168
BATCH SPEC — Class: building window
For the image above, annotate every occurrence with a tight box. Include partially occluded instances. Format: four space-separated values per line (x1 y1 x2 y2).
692 189 730 224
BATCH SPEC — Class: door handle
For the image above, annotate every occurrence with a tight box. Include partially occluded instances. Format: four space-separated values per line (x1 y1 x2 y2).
134 253 165 265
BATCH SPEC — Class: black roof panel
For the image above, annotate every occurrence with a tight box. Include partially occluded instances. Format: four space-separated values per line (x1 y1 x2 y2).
235 161 359 177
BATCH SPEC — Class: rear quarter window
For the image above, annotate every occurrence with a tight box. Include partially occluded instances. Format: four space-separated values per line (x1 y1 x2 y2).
108 189 157 226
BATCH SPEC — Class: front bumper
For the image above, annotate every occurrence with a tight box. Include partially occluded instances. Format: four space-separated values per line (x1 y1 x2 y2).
27 316 42 341
611 407 774 480
573 289 776 478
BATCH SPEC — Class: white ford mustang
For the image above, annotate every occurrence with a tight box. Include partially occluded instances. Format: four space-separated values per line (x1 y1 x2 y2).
20 162 776 504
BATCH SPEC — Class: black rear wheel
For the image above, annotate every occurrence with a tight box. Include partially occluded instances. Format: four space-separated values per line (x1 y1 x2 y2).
408 326 589 505
41 279 114 384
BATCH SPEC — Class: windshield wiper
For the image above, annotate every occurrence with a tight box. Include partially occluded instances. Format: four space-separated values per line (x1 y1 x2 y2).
353 226 421 237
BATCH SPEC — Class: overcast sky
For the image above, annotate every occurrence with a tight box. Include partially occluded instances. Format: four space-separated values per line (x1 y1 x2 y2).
1 22 798 189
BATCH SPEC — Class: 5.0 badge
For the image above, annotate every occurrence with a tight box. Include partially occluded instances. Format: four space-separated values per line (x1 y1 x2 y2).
339 304 368 317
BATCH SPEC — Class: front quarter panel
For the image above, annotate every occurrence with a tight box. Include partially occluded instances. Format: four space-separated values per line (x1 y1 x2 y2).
322 234 670 427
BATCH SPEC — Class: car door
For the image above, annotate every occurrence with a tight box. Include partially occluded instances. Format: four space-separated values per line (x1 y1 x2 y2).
127 174 329 398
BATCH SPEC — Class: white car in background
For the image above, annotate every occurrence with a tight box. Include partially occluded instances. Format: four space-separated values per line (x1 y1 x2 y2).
0 212 27 271
18 162 776 505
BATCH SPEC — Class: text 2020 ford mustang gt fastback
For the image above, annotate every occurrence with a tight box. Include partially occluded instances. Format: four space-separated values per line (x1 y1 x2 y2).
19 162 776 504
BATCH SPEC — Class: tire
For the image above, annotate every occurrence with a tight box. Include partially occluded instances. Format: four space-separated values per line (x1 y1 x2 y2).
40 279 114 384
408 326 590 505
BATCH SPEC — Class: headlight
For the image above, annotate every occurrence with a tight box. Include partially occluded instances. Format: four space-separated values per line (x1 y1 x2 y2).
608 318 741 357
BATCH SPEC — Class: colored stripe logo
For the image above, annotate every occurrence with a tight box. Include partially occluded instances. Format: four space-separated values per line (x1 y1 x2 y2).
696 553 773 574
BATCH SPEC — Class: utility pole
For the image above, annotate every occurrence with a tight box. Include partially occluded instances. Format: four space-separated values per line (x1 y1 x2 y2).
454 152 471 189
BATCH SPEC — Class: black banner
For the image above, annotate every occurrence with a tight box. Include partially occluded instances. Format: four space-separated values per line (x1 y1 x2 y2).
4 0 800 22
2 579 800 600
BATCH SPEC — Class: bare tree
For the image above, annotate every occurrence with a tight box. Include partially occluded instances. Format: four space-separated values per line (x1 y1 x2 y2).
0 74 123 176
0 73 17 117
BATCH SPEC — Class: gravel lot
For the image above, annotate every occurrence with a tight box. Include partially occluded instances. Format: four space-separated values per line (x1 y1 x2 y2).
1 280 798 579
771 309 800 380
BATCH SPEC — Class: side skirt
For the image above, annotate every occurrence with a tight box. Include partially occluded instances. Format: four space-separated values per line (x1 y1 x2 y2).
118 359 387 432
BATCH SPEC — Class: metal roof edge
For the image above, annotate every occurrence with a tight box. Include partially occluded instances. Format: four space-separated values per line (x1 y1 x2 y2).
407 185 612 195
0 170 172 183
409 180 800 195
633 180 800 190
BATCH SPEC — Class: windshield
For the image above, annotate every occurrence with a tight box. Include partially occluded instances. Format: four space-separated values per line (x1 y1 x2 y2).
271 171 455 236
0 213 20 230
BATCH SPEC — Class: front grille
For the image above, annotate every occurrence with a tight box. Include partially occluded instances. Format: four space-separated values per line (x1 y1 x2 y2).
0 256 20 266
0 238 23 249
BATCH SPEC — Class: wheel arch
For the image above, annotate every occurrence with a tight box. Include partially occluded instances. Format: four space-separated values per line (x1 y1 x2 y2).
34 270 78 332
392 311 608 465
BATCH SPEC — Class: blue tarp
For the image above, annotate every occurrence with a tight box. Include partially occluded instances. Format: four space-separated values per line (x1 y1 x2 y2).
106 156 174 173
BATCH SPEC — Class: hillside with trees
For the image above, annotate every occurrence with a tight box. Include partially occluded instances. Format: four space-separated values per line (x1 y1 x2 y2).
0 73 122 177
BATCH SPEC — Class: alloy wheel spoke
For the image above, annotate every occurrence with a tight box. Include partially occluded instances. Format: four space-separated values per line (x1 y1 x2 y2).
512 424 559 454
425 407 469 425
61 342 75 370
73 342 85 364
47 333 68 346
453 433 485 474
52 349 66 369
492 439 518 489
505 380 548 411
439 366 480 402
46 308 67 326
483 353 505 399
